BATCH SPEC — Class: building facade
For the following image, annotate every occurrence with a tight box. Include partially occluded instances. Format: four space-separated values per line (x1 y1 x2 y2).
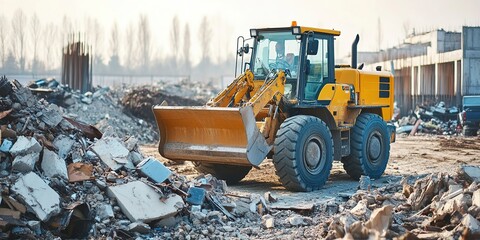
356 27 480 115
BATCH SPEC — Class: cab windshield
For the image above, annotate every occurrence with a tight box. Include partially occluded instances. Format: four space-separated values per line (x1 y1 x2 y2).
252 31 301 80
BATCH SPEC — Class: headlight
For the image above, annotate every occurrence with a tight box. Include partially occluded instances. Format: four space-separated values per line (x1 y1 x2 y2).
250 29 257 37
292 26 301 35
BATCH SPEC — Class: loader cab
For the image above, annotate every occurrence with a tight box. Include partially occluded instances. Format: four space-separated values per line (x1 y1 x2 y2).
250 26 338 105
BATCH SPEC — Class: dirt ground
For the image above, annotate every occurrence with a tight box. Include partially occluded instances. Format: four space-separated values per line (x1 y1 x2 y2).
139 134 480 208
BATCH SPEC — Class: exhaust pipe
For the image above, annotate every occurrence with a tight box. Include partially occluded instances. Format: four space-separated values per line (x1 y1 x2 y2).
351 34 360 69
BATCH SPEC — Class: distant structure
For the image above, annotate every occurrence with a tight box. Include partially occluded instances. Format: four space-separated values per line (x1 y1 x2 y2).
354 26 480 115
61 35 92 93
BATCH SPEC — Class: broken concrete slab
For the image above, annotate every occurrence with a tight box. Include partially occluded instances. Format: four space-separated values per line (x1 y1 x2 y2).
41 149 68 180
91 137 130 171
128 151 143 166
40 104 63 128
137 157 171 183
461 214 480 234
128 222 151 234
287 214 312 226
11 152 40 173
262 214 275 229
107 181 183 223
96 203 114 220
365 205 394 236
473 189 480 208
124 137 139 151
11 172 60 221
350 199 371 218
460 165 480 183
53 135 75 159
9 136 42 157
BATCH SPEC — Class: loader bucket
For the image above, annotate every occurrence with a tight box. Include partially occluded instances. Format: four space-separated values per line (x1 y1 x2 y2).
152 105 272 166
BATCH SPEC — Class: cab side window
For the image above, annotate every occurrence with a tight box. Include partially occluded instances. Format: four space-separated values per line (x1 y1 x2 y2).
304 38 329 100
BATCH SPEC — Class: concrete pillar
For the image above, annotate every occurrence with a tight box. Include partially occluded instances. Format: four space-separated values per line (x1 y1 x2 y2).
417 65 422 95
454 60 459 105
434 62 439 97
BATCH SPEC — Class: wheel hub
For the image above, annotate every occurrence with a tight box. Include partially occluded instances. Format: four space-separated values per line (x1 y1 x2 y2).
306 141 321 168
368 134 381 160
303 136 326 174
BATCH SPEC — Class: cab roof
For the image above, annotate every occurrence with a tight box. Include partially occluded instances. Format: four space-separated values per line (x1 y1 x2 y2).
254 26 341 36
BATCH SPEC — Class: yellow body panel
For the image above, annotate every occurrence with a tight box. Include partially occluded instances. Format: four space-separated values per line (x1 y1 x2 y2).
300 27 340 36
318 83 360 127
335 68 394 122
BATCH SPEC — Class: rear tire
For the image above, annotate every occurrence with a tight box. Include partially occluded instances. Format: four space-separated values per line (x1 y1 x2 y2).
342 113 390 180
463 126 478 137
273 115 333 192
193 162 251 184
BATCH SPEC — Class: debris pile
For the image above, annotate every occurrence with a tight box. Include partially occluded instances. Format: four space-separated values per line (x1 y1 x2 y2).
121 87 204 123
155 78 220 103
320 166 480 239
26 77 157 142
396 101 460 135
0 76 250 238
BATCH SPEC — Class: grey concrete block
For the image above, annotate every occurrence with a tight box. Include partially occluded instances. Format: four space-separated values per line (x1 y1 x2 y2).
91 137 130 171
53 135 75 159
96 203 114 220
12 152 40 173
41 149 68 180
40 104 63 128
107 181 183 223
12 172 61 221
9 136 42 157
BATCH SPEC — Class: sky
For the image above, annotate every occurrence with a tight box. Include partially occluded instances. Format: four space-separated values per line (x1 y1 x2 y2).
1 0 480 65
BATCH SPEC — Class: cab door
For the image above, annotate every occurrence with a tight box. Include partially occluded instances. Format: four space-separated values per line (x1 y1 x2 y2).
299 34 335 105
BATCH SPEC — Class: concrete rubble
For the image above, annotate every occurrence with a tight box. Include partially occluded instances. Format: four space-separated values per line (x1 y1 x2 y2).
11 172 61 222
395 101 460 135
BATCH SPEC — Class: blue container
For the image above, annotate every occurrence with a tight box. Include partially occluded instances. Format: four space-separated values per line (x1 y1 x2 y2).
0 139 13 153
136 158 172 183
186 187 206 205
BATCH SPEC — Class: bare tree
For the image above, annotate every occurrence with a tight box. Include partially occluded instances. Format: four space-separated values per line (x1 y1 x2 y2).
11 9 27 72
110 22 120 57
170 15 180 69
91 19 104 62
183 23 191 72
137 14 151 72
109 21 121 72
124 22 135 72
30 13 41 74
0 14 8 68
198 16 212 62
43 22 58 71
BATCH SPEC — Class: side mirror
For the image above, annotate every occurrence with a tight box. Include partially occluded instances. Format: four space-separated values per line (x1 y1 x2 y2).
307 39 319 55
237 43 250 56
243 43 250 54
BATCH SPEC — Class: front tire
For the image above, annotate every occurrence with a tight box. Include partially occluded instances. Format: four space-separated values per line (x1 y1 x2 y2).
273 115 333 192
342 113 390 180
193 163 251 184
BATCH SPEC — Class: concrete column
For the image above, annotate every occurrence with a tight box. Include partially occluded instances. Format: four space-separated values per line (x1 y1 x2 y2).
411 64 415 96
454 60 459 105
434 62 439 97
417 65 422 95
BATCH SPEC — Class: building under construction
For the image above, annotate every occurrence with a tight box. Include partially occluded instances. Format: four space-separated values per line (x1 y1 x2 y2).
358 26 480 116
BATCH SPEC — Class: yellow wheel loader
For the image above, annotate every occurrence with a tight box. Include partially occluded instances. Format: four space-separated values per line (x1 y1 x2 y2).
153 22 396 192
